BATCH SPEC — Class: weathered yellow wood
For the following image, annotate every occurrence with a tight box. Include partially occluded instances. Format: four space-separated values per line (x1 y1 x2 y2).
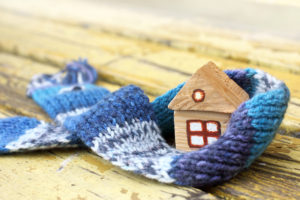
0 149 217 200
0 108 14 118
0 53 209 199
0 12 300 135
0 37 299 200
206 134 300 200
0 53 214 199
0 53 154 118
0 10 299 96
0 9 299 97
1 0 300 73
0 10 298 135
0 52 120 121
0 2 299 199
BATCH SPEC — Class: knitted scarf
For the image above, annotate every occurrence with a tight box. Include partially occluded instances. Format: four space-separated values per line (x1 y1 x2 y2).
0 59 289 187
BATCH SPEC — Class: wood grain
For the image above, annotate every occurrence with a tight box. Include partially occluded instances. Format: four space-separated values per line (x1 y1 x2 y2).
174 111 230 151
0 1 299 199
1 0 300 73
0 53 214 200
168 61 249 113
0 150 217 200
205 134 300 200
0 8 298 136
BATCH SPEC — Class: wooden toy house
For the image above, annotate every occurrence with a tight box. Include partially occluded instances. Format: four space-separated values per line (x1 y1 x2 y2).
168 62 249 151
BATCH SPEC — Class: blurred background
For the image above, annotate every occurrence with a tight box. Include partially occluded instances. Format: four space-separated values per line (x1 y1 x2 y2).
0 1 300 199
0 0 299 130
2 0 300 40
81 0 300 40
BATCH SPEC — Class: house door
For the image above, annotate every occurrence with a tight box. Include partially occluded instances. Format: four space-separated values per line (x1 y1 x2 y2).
186 120 221 148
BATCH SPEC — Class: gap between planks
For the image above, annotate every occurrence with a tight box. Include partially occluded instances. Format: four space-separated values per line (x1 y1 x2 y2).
0 50 300 199
0 0 300 74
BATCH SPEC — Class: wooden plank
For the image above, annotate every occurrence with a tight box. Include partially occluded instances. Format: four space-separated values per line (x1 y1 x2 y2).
0 149 217 200
0 41 299 200
206 134 300 200
0 10 298 136
0 107 15 118
0 52 122 121
0 53 154 118
283 97 300 137
0 53 214 199
1 0 300 73
0 10 298 97
0 4 299 199
0 54 299 200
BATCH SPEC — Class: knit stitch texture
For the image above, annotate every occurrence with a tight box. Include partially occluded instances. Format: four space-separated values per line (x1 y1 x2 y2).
0 60 289 187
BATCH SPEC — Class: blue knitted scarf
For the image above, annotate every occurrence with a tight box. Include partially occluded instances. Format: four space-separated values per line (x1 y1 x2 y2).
0 59 289 187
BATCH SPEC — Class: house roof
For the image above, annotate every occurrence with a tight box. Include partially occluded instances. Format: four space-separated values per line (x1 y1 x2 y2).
168 62 249 113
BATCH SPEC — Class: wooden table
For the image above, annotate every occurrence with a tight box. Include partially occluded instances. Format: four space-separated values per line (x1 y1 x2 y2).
0 0 299 199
